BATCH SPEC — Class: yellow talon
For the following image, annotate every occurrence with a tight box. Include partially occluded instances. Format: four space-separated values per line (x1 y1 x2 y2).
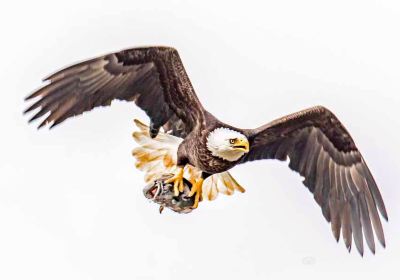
189 178 204 209
165 167 184 196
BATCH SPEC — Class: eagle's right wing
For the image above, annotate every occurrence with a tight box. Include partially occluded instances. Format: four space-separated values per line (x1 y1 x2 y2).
24 46 204 137
240 106 387 255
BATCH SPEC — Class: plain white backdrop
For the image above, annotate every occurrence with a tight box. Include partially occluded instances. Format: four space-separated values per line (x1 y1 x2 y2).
1 0 399 279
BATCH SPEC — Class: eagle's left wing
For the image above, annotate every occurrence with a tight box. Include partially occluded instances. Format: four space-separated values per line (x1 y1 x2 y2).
24 46 204 138
239 106 387 255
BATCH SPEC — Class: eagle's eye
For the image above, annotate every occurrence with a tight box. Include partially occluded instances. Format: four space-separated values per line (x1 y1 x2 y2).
229 139 236 144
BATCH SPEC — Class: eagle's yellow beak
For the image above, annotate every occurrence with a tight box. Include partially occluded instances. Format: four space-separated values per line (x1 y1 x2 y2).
233 138 250 153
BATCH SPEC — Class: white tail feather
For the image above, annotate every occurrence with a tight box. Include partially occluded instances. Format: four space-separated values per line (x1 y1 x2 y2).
132 119 245 201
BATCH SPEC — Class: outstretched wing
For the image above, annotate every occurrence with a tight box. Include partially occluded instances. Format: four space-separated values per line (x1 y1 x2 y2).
240 106 387 255
24 46 204 137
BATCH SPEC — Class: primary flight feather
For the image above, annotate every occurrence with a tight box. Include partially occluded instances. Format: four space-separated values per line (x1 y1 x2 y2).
24 46 387 256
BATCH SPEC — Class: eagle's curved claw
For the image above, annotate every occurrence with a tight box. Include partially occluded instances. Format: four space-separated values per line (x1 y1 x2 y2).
165 167 185 196
188 178 204 209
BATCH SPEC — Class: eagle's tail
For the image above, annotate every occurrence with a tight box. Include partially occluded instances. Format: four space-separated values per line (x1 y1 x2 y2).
132 119 245 201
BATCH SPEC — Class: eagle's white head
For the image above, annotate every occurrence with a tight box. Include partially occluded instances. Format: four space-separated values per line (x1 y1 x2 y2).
206 127 250 162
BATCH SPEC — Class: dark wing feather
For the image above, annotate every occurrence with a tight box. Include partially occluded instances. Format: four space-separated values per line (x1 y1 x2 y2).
24 46 204 137
240 106 387 255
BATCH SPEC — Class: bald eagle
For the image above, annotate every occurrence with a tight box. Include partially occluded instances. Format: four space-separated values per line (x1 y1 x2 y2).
24 46 387 256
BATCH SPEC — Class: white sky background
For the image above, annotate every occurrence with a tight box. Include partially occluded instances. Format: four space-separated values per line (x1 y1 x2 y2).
1 0 400 279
